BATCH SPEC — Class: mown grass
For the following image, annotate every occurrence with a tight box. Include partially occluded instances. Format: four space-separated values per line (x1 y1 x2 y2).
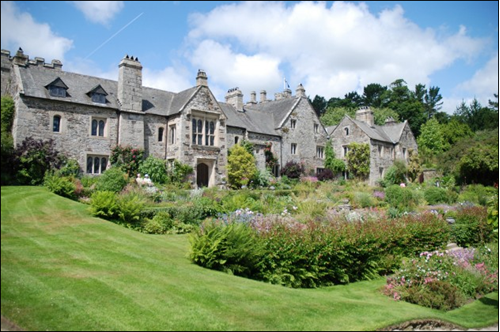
1 186 498 331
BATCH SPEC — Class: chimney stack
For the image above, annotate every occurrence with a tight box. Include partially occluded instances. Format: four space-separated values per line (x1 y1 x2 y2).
260 90 267 103
355 106 375 126
296 83 306 98
118 55 143 112
196 69 208 87
225 87 244 111
249 91 257 104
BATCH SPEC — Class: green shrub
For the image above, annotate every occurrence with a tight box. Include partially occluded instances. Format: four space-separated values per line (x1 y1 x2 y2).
451 206 494 247
385 185 419 211
55 159 81 178
227 144 257 189
352 192 375 208
89 191 118 220
190 212 449 288
96 167 128 193
80 175 99 188
167 160 193 184
382 160 407 187
139 156 168 184
14 137 67 185
280 161 304 179
458 184 497 206
117 192 145 224
44 174 76 199
142 212 172 234
110 145 144 177
402 280 466 311
189 220 264 278
424 187 449 205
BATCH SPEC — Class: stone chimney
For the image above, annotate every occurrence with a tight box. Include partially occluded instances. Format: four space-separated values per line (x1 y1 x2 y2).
384 117 397 126
118 55 143 112
296 83 306 98
260 90 267 103
249 91 257 104
225 87 243 111
355 106 374 126
196 69 208 87
13 47 28 66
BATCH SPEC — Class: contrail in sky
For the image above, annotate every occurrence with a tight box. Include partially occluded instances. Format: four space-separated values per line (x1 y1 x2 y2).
85 12 144 60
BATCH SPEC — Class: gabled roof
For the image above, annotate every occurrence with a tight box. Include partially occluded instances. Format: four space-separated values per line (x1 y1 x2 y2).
86 84 108 96
223 103 279 136
244 97 299 129
19 65 119 107
330 115 408 144
45 77 68 89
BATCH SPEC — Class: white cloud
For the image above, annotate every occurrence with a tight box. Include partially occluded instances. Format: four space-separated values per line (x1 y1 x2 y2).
71 1 124 25
143 67 192 93
190 40 282 99
0 1 73 62
186 1 489 102
456 54 499 102
441 54 499 114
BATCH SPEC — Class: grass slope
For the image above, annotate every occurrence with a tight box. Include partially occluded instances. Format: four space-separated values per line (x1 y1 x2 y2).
1 186 498 331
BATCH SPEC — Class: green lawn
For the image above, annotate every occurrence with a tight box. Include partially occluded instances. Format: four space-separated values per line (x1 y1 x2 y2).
1 186 498 331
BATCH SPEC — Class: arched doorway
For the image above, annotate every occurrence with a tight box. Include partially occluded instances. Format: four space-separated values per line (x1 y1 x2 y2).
197 163 209 188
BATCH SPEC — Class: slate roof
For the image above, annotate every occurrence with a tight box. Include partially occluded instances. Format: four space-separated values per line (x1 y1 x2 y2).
222 97 304 136
17 64 202 117
18 65 120 108
328 115 407 144
17 63 302 136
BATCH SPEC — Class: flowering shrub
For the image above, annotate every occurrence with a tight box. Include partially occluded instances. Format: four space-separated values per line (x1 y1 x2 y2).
383 245 499 310
110 145 144 177
190 211 450 288
280 161 304 179
452 206 495 247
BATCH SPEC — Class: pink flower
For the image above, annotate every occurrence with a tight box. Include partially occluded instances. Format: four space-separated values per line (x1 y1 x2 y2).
400 183 406 187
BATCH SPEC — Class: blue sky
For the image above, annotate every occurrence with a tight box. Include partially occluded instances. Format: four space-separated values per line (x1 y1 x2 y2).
1 1 498 114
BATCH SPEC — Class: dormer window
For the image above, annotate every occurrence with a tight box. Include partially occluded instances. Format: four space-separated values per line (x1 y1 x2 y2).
87 85 108 104
92 93 106 104
46 77 68 98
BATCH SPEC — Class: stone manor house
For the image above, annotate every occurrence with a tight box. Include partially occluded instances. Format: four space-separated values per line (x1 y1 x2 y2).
1 48 417 187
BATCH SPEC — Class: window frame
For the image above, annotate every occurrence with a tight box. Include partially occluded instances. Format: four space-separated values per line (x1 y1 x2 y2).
49 86 67 97
343 145 349 157
316 146 324 159
169 124 176 145
314 123 319 134
191 116 217 146
91 118 107 137
53 115 61 133
290 119 297 129
86 155 108 174
91 92 106 104
158 127 165 142
291 143 297 155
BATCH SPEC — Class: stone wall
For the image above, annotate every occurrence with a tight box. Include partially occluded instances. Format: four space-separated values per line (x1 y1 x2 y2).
279 97 327 174
14 96 118 170
180 86 227 186
144 114 168 159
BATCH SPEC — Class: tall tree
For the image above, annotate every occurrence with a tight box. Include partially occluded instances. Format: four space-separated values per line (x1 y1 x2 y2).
362 83 387 107
454 98 499 131
320 107 355 127
417 117 445 166
310 95 327 117
424 86 443 119
414 83 427 103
